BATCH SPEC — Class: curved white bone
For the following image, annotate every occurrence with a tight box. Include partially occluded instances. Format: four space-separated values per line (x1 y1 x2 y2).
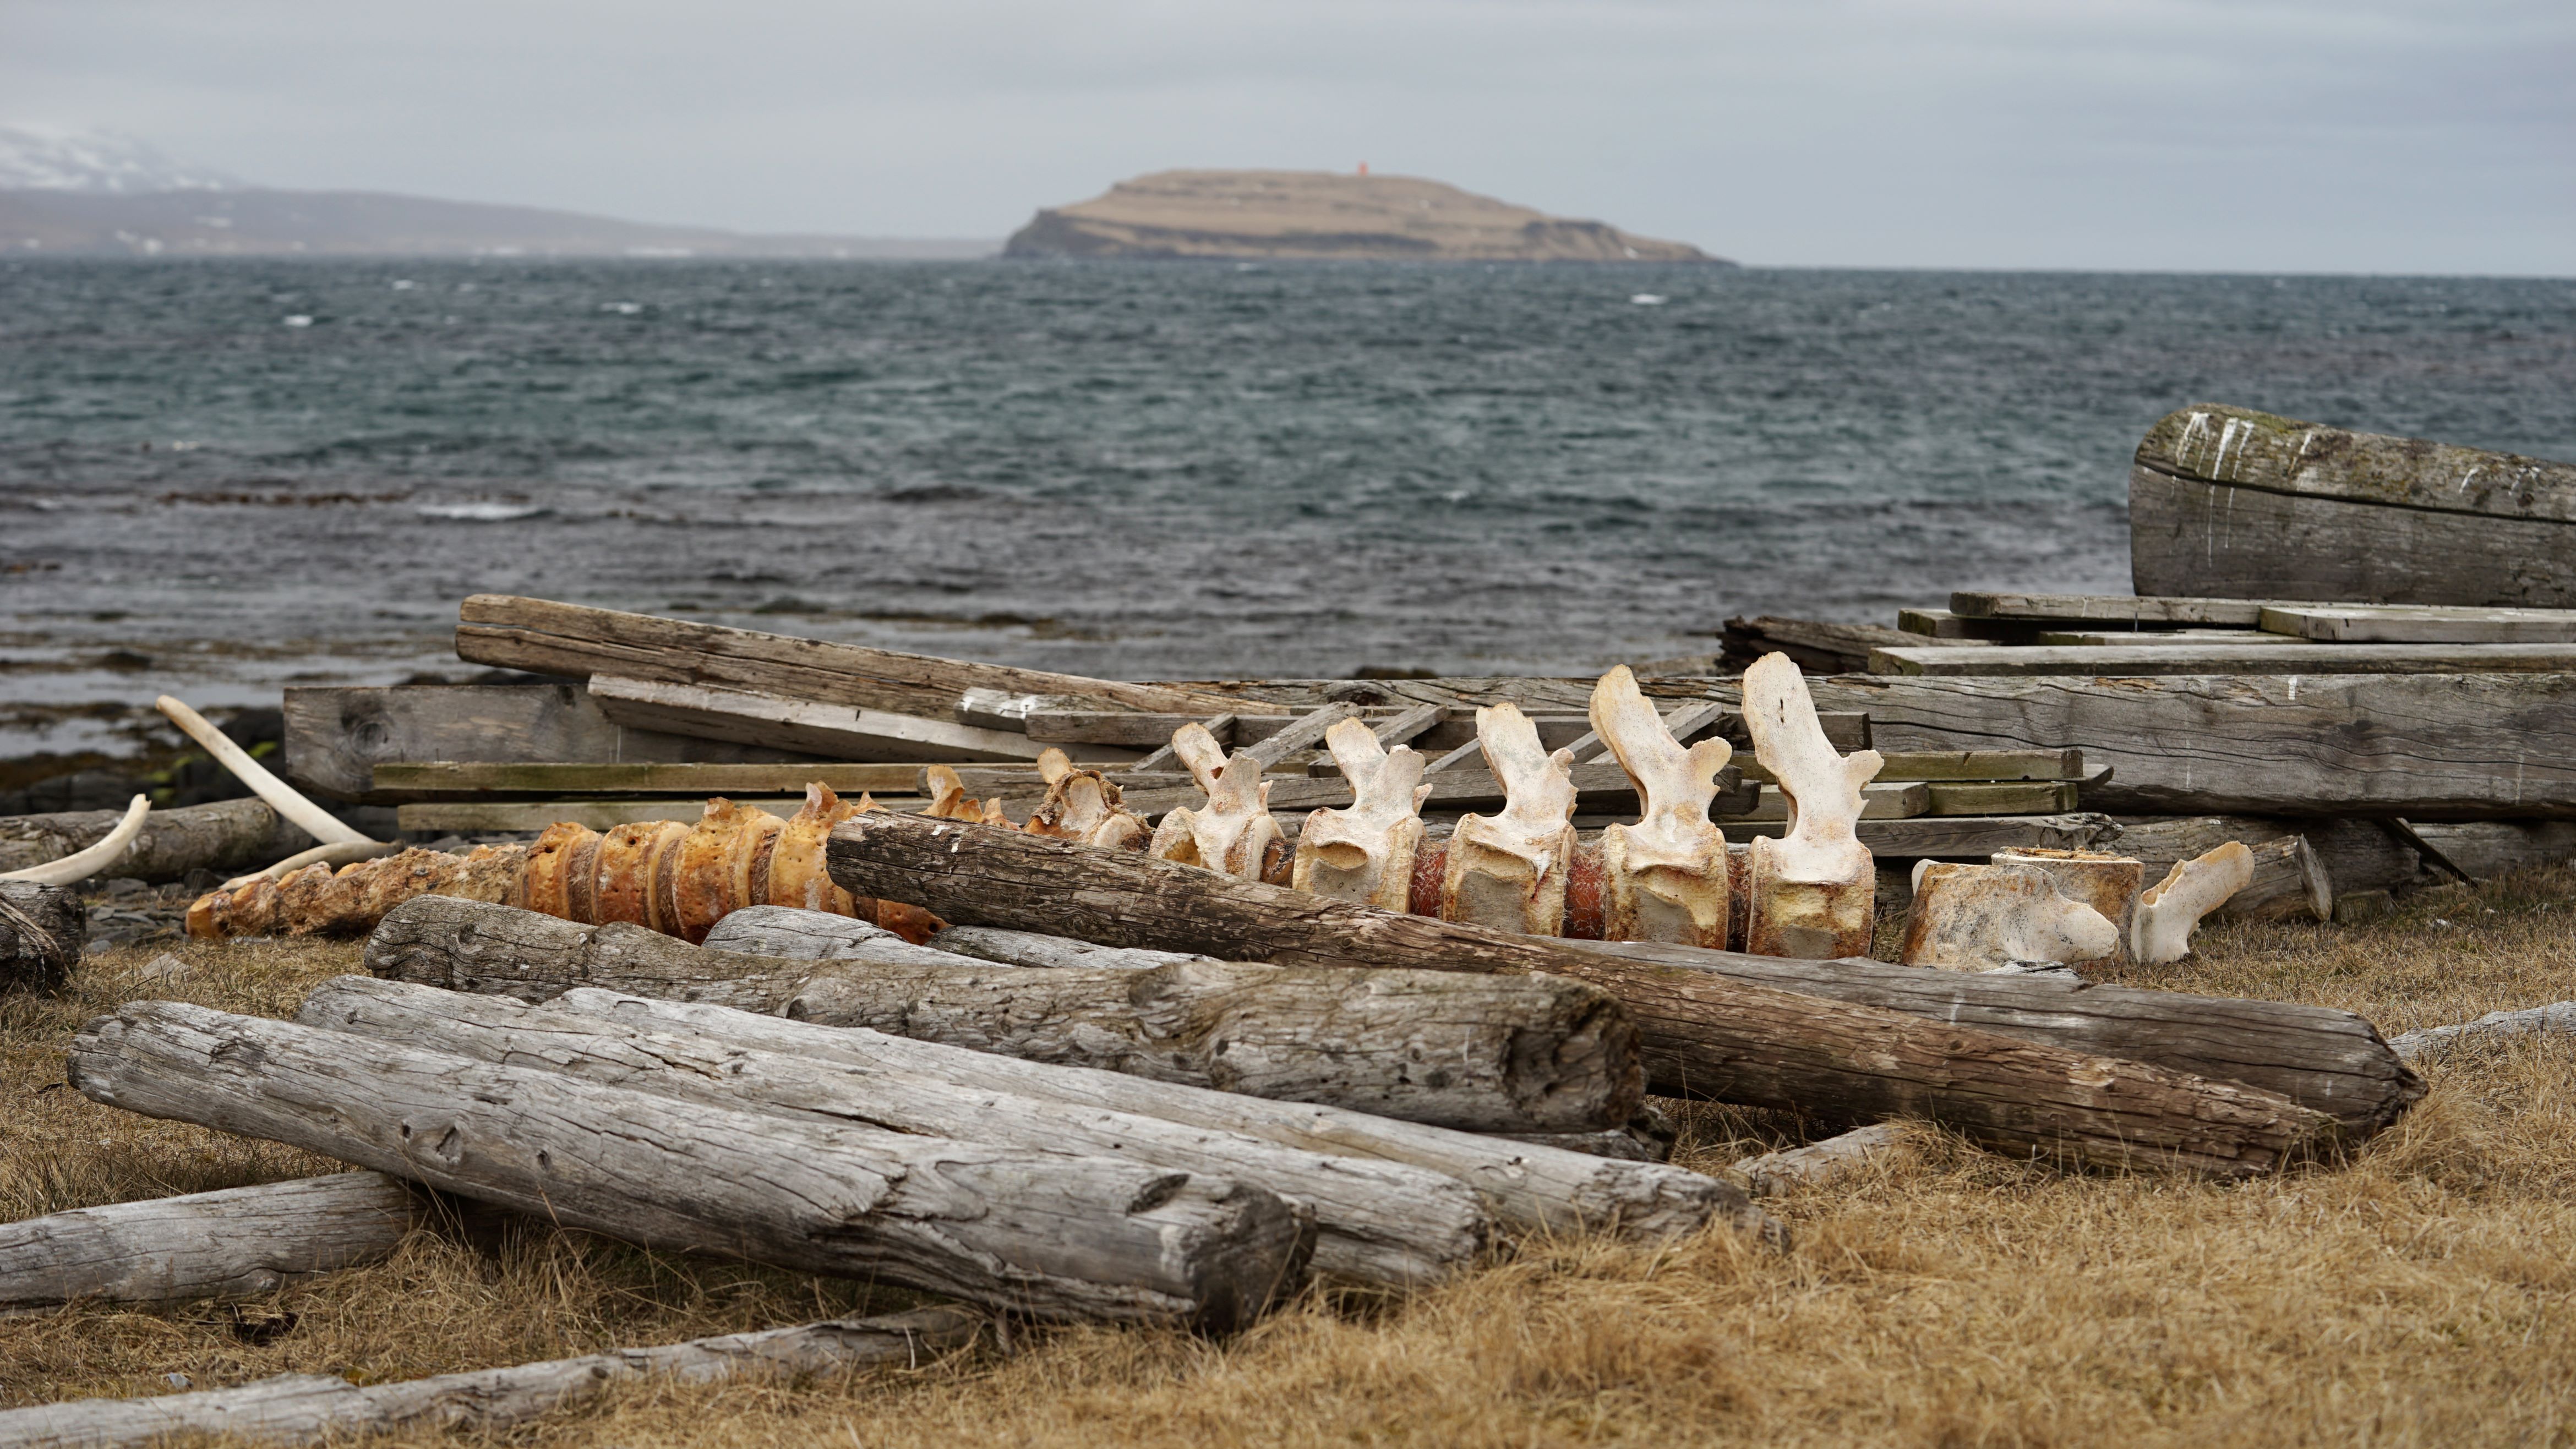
1740 653 1885 959
156 695 372 847
0 794 151 885
1292 717 1431 911
1589 666 1734 947
1900 862 2121 971
2131 841 2256 964
1439 703 1578 936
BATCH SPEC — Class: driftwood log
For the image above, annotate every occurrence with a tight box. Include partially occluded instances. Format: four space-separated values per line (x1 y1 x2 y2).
0 1306 978 1449
2389 1001 2576 1061
69 1002 1305 1328
0 799 303 883
545 988 1757 1242
0 1173 419 1309
365 897 1642 1134
1562 938 2418 1130
824 814 2347 1177
298 976 1487 1286
2 882 82 994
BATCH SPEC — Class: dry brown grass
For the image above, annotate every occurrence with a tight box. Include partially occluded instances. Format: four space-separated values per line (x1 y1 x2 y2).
9 867 2576 1446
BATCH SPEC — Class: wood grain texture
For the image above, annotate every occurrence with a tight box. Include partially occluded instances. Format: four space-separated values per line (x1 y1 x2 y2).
69 1002 1305 1328
823 814 2349 1177
455 594 1268 718
2129 468 2576 607
2137 402 2576 523
2256 605 2576 644
1870 639 2576 676
1725 813 2117 859
282 684 815 804
587 675 1073 764
543 988 1767 1243
0 799 303 883
371 762 927 797
1770 674 2576 819
364 896 1645 1134
0 1307 979 1449
1 882 81 994
1735 751 2083 784
299 976 1486 1286
0 1172 419 1309
1949 592 2280 626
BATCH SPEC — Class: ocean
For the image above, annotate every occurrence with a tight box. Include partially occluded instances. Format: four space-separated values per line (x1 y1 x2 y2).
4 258 2572 761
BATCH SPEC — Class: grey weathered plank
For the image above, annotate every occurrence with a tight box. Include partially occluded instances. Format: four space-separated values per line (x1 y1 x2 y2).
71 1002 1304 1328
587 675 1069 763
1726 813 2117 859
1948 592 2281 626
0 1309 980 1449
2129 467 2576 608
0 1173 419 1309
1895 609 2043 642
1869 642 2576 677
2137 402 2576 524
1775 674 2576 819
370 762 926 797
1733 750 2083 784
1715 781 1925 822
300 976 1488 1287
2256 604 2576 644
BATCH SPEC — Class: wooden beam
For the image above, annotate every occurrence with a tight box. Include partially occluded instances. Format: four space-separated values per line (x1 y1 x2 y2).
2032 627 2296 646
588 675 1107 763
1238 702 1362 770
1948 592 2279 626
1724 813 2115 859
823 814 2348 1178
2257 604 2576 644
371 762 926 797
1895 608 2040 642
1868 642 2576 677
2136 402 2576 524
1734 750 2083 784
0 1173 419 1310
1920 781 2081 816
1782 674 2576 819
1715 781 1925 823
455 594 1275 718
1129 714 1233 773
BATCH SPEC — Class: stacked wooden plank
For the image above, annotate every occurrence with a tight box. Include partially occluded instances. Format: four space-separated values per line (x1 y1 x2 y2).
1877 592 2576 677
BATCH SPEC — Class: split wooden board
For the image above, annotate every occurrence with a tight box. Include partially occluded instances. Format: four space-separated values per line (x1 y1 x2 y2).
585 675 1105 764
1868 643 2576 677
2256 605 2576 644
1949 592 2286 627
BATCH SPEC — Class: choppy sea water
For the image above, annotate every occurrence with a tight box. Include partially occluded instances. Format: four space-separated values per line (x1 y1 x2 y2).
3 258 2572 760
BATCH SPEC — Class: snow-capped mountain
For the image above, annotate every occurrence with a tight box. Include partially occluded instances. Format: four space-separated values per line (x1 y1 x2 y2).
0 124 241 193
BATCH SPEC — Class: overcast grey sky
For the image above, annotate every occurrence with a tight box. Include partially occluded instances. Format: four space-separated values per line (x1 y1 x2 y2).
6 0 2569 273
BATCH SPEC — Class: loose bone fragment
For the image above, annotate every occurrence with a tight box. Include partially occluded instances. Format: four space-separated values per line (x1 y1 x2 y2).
1292 718 1432 911
1439 704 1578 936
1989 847 2144 960
1899 862 2121 972
1740 653 1884 959
2131 841 2255 964
1024 748 1151 851
1589 666 1733 948
1148 724 1285 879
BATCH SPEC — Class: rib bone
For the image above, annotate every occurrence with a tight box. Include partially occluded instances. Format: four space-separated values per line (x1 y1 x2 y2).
1148 725 1284 879
2131 841 2256 964
1588 666 1733 948
1898 862 2121 971
1291 717 1431 911
1439 704 1578 937
0 795 150 886
1740 653 1884 959
155 695 372 847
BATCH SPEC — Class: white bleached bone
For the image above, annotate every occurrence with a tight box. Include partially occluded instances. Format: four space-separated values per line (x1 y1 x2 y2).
2131 841 2255 964
1023 748 1150 851
1438 704 1578 936
1292 718 1432 911
0 795 151 886
155 695 373 847
1148 725 1283 879
1739 653 1884 959
1899 862 2121 972
1989 847 2144 961
1589 665 1733 948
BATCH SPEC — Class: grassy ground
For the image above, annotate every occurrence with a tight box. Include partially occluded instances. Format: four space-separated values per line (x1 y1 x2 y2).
7 867 2576 1446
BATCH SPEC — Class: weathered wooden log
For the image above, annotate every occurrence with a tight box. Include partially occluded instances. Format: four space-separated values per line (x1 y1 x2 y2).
1 882 82 994
69 1002 1305 1328
0 798 304 883
0 1173 420 1309
1500 1108 1678 1163
2127 403 2576 606
366 896 1642 1134
0 1306 978 1449
1770 673 2576 819
931 923 1219 970
541 988 1764 1242
1733 1124 1911 1196
2389 1001 2576 1061
299 976 1487 1286
825 814 2351 1177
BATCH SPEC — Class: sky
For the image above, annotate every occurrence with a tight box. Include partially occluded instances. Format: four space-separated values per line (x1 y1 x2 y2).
4 0 2570 274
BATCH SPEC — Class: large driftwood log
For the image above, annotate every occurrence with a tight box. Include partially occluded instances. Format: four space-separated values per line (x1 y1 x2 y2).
2127 403 2576 607
1767 674 2576 819
298 976 1487 1286
366 897 1641 1134
2389 1001 2576 1061
0 1173 419 1309
2 883 82 994
825 815 2348 1177
0 799 304 883
69 1002 1304 1328
0 1306 978 1449
541 988 1762 1242
1561 939 2417 1130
